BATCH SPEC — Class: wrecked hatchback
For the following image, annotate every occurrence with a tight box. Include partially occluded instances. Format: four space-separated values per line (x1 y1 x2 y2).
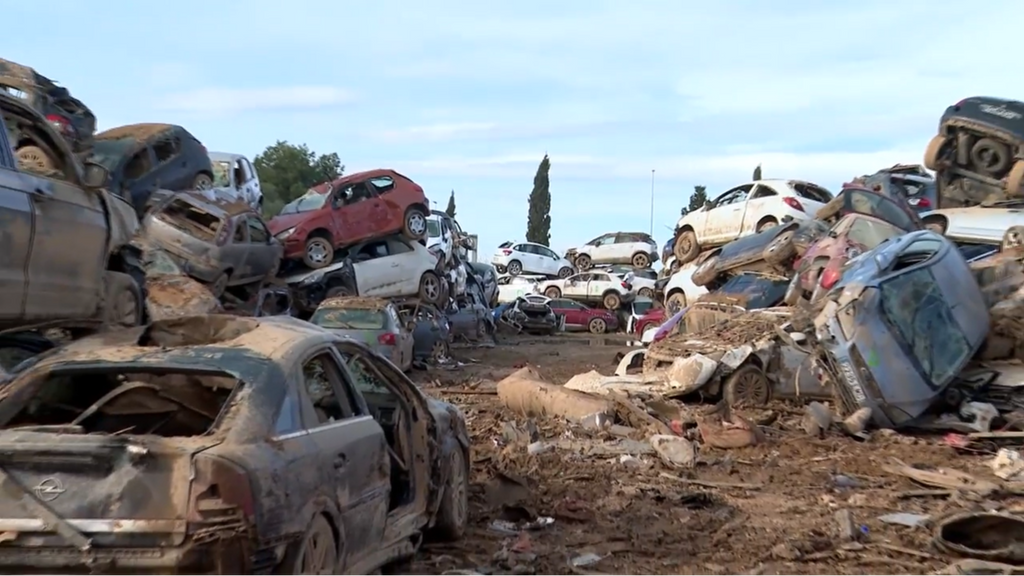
0 315 469 573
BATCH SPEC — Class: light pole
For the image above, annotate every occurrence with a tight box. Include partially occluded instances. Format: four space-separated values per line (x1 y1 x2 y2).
649 169 655 236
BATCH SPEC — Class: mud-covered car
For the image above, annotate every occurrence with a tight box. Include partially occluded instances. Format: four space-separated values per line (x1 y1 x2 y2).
925 96 1024 207
0 315 469 573
0 58 96 155
503 296 559 334
0 92 145 333
397 302 452 362
807 230 990 429
852 164 938 213
689 219 804 288
310 296 416 371
89 123 214 215
135 240 222 321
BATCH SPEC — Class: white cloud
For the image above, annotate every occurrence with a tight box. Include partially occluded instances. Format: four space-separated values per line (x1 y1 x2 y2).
156 86 355 114
374 122 498 143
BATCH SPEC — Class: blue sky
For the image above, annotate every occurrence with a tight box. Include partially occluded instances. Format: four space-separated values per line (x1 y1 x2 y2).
8 0 1021 259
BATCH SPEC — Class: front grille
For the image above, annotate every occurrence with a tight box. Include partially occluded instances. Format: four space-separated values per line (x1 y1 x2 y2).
820 348 860 416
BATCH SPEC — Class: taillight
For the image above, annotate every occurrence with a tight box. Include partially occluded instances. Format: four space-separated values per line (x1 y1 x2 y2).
621 282 629 289
45 114 75 139
378 333 396 345
501 249 513 256
189 455 255 522
820 267 841 289
915 197 931 208
783 197 805 212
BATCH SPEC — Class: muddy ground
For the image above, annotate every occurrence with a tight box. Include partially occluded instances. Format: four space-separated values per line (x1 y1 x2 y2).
406 333 1017 575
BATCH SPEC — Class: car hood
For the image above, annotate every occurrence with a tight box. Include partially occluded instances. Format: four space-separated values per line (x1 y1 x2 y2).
267 212 313 235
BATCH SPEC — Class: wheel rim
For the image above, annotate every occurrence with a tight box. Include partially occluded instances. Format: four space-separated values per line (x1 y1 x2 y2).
194 175 212 190
431 340 446 360
449 451 468 529
591 319 606 333
545 288 559 298
299 522 335 574
423 276 439 300
639 288 653 298
508 262 521 274
633 254 649 267
605 296 618 309
307 240 330 264
407 212 426 236
667 295 683 314
679 236 694 255
972 141 1008 173
734 371 769 405
767 231 794 254
1006 229 1024 250
558 267 571 278
577 256 590 269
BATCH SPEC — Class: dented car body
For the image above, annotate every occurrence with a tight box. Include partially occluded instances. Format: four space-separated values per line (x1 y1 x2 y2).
0 315 469 573
811 230 990 428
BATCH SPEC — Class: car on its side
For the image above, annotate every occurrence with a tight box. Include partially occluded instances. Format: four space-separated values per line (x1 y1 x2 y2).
538 271 636 310
670 179 834 266
310 296 416 371
565 231 659 270
268 169 430 269
546 298 619 334
0 315 469 573
492 241 575 278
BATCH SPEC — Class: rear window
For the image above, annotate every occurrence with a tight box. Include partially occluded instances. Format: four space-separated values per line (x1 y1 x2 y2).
633 299 654 314
717 274 789 309
794 183 833 203
155 199 223 241
311 308 386 330
634 268 658 280
844 218 905 251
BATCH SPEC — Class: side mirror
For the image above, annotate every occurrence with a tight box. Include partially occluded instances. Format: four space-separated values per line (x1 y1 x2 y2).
82 161 109 188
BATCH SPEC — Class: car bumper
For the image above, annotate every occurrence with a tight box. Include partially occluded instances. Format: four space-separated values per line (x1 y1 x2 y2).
280 236 309 260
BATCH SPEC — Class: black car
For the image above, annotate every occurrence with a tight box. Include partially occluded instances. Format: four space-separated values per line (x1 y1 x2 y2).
283 259 358 317
852 164 939 213
0 58 96 155
89 123 214 215
926 96 1024 206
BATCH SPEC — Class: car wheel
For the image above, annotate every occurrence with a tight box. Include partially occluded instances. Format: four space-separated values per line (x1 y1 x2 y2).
209 272 230 298
924 135 947 171
192 172 213 190
1006 161 1024 197
673 230 700 265
691 254 720 287
575 254 592 270
970 138 1011 176
557 266 573 279
723 364 771 408
419 271 443 304
324 285 351 299
403 207 428 239
631 252 650 268
757 218 778 232
763 229 796 266
304 237 334 269
431 448 469 541
588 317 607 334
104 271 143 329
666 291 686 315
603 292 621 310
430 339 449 361
15 145 57 175
544 286 561 298
638 287 654 299
278 514 337 574
506 260 522 276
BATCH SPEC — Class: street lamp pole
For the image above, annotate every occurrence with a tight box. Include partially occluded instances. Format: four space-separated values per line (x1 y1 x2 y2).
649 169 655 236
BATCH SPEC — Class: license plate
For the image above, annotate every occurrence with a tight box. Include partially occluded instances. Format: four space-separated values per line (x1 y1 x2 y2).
838 359 867 403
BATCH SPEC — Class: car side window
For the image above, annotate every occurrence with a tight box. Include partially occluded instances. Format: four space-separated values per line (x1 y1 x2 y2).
750 184 778 199
591 273 610 282
538 246 558 259
338 350 394 396
712 185 753 208
273 389 302 435
512 243 528 253
596 236 616 246
232 220 246 243
571 274 591 282
123 149 152 181
301 352 356 425
152 136 180 164
368 176 395 193
386 238 413 255
247 217 269 243
355 241 389 260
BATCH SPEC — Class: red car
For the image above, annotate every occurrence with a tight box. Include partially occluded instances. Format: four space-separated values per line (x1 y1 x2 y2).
547 298 619 334
268 169 430 269
634 307 665 338
786 186 922 305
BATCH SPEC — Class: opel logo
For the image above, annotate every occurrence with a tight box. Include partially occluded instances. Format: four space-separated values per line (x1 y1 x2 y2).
33 478 65 502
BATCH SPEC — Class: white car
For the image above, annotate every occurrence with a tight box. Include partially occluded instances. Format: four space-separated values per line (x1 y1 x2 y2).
284 235 446 305
537 271 635 310
209 151 263 209
625 297 656 334
566 232 659 270
492 241 575 278
596 265 658 299
426 211 455 265
496 274 543 303
663 262 709 314
922 200 1024 247
671 179 834 265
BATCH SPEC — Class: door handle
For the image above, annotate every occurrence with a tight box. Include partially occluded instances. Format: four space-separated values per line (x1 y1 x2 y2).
333 454 348 469
33 187 52 199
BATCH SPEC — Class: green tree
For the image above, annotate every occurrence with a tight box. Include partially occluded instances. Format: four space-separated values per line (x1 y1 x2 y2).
526 154 552 246
680 185 709 217
753 164 763 180
445 190 457 218
252 141 344 216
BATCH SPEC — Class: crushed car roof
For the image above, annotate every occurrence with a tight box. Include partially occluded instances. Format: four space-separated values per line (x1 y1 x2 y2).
168 191 256 218
316 296 391 311
96 123 174 141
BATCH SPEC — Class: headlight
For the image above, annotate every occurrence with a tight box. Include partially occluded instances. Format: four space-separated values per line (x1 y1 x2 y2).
299 272 325 286
276 227 296 240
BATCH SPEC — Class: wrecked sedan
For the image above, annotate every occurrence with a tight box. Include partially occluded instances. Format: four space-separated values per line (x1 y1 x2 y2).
0 315 470 573
806 230 990 429
0 58 96 155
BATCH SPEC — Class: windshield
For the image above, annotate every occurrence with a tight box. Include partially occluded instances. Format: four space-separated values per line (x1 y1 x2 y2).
844 218 905 250
89 138 135 171
211 161 232 187
633 300 654 314
427 220 441 238
878 267 970 387
311 308 386 330
280 190 328 215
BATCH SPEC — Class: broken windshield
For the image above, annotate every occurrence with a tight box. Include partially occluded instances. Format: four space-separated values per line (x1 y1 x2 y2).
279 190 327 215
878 267 971 388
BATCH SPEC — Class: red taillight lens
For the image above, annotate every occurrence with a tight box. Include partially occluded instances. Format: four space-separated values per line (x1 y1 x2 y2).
378 332 396 345
783 197 805 212
820 267 841 289
501 249 513 256
916 197 931 208
621 282 629 289
45 114 75 138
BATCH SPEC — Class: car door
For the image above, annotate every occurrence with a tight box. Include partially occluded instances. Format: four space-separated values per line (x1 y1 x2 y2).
552 299 582 326
245 215 279 281
512 243 541 273
563 273 589 298
333 182 376 245
218 216 252 284
352 240 396 296
148 133 188 190
704 185 753 244
296 348 389 566
387 306 413 368
611 233 638 262
535 245 563 275
243 158 261 204
0 144 32 320
119 146 158 212
587 272 612 301
365 176 399 233
742 184 780 234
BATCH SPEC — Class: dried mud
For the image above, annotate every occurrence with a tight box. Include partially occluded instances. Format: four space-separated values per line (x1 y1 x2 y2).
96 123 173 141
408 334 1014 575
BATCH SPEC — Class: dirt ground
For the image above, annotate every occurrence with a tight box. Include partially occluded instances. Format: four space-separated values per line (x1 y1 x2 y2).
406 333 1018 575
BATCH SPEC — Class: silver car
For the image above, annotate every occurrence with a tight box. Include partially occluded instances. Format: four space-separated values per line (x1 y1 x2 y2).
143 191 283 297
309 296 416 371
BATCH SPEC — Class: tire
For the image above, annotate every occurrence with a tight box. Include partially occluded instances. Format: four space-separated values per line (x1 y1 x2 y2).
431 448 469 541
575 254 592 270
1006 160 1024 197
588 317 607 334
325 285 351 299
923 217 947 235
506 260 522 276
209 272 229 298
723 364 771 407
557 266 573 279
631 252 650 268
403 207 428 239
666 291 686 315
544 286 561 298
756 218 778 232
691 254 720 287
602 292 621 310
970 138 1011 176
638 287 654 299
923 135 947 171
419 271 443 305
673 230 700 265
104 271 143 329
192 172 213 190
430 338 449 361
303 237 334 269
1003 226 1024 252
277 514 337 574
762 230 796 266
15 145 57 175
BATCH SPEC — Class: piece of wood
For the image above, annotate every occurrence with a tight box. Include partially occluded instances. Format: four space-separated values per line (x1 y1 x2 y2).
896 489 955 499
882 459 1000 496
873 543 934 559
659 472 762 490
497 367 614 422
607 391 674 436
